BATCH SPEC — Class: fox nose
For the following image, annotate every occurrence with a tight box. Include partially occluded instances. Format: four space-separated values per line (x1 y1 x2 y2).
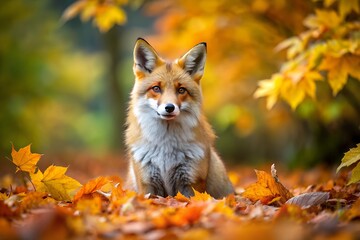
165 103 175 113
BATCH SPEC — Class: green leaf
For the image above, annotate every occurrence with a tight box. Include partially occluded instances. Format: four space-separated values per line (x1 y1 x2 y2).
337 143 360 173
348 162 360 185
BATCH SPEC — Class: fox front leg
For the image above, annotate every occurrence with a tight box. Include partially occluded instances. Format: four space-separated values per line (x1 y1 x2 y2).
167 163 194 197
142 164 166 197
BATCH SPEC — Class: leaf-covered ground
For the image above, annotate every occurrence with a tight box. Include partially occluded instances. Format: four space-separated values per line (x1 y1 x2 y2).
1 145 360 239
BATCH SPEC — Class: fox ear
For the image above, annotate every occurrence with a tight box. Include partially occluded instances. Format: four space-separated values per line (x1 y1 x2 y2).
178 43 207 81
133 38 161 77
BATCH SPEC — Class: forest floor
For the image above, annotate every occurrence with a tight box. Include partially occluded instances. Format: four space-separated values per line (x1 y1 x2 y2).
0 150 359 240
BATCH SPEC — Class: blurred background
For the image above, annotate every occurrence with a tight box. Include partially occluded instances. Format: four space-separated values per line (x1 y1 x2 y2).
1 0 359 178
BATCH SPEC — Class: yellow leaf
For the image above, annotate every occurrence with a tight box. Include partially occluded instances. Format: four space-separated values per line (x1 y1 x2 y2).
30 165 82 201
324 0 336 7
281 80 305 110
319 54 359 95
315 9 342 29
0 193 8 201
346 55 360 80
11 144 42 173
339 0 360 18
337 143 360 173
76 196 102 214
94 5 127 32
303 71 323 98
327 64 348 95
254 74 284 109
81 1 98 22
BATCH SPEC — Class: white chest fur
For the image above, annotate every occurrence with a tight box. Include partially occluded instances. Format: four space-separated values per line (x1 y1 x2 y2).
131 120 205 173
131 102 205 180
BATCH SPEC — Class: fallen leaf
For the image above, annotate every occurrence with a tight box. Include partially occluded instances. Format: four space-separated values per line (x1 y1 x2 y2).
285 192 330 209
170 203 205 227
73 176 109 202
275 204 309 223
30 166 82 201
0 200 14 218
242 165 293 205
190 189 212 202
75 196 102 214
19 192 53 213
342 198 360 221
174 191 190 203
11 144 42 173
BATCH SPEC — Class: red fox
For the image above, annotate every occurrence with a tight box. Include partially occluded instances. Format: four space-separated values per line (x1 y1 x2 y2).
125 38 234 199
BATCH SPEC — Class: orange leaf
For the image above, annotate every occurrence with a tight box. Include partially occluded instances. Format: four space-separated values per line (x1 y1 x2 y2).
190 188 212 202
11 144 42 173
19 192 54 212
174 191 190 203
242 165 293 205
73 176 109 202
75 196 102 214
170 203 204 227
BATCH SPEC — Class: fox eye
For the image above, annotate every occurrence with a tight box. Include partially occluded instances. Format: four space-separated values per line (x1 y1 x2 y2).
152 86 161 93
178 87 187 94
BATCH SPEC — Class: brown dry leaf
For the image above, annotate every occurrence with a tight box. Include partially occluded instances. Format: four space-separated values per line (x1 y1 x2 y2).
242 165 293 204
11 144 42 173
285 192 330 209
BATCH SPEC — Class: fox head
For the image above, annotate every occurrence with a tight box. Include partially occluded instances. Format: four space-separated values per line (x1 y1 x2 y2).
131 38 206 125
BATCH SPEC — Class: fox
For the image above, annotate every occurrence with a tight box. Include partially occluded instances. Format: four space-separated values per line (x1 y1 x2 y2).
125 38 234 199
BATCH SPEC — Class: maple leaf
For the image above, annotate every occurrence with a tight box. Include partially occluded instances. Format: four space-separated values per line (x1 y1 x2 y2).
320 51 360 96
11 144 42 173
254 74 284 109
242 165 293 205
30 165 82 201
339 0 360 18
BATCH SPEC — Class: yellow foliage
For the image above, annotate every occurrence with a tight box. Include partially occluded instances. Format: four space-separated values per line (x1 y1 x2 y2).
255 0 360 109
30 165 82 201
11 144 42 174
62 0 128 32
